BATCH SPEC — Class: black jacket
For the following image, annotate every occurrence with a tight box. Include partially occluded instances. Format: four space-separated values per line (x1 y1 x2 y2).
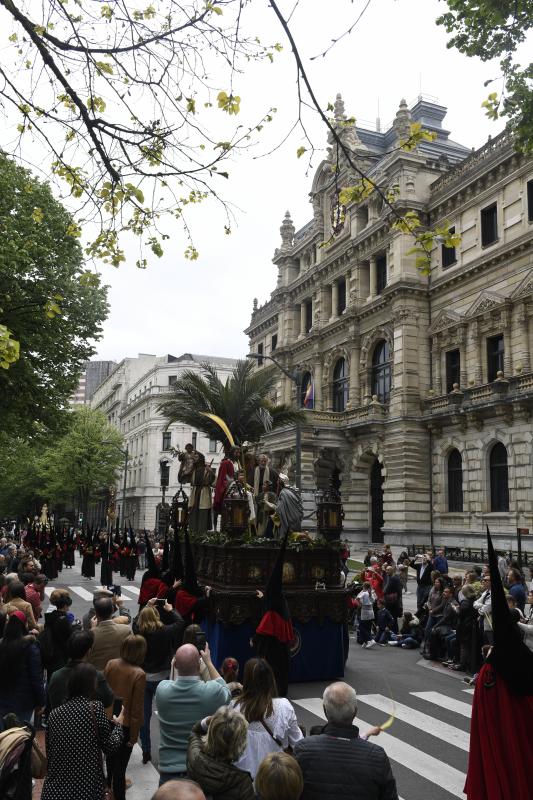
411 560 433 587
294 722 398 800
43 609 73 672
133 613 184 674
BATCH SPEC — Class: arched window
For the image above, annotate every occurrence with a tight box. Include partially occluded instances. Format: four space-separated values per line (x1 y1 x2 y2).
300 372 314 409
332 358 348 412
447 449 463 512
490 442 509 512
371 340 392 403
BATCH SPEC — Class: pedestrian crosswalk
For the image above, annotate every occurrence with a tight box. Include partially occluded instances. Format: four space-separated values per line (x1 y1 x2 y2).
292 685 473 800
44 583 141 602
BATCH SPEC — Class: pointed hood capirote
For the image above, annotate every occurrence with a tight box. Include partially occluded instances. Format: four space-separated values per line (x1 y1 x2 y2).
486 526 533 695
256 530 294 643
143 530 160 578
172 528 184 581
162 528 170 572
183 527 201 596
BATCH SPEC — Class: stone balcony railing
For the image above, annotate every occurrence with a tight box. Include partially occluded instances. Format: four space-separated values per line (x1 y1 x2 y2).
304 397 388 426
425 371 533 417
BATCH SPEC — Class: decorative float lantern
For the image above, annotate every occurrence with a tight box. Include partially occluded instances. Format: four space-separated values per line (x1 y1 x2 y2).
316 484 344 542
221 481 250 539
171 486 189 532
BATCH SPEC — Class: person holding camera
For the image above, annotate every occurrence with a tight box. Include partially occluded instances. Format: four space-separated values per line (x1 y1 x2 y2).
134 598 185 764
155 642 232 785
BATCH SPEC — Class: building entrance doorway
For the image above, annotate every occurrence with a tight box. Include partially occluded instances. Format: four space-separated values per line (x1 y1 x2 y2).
370 459 384 543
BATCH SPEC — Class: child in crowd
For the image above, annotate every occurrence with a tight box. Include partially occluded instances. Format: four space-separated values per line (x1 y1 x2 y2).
375 599 395 645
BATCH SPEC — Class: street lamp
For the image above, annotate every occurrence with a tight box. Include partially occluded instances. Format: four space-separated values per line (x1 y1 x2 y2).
247 352 303 490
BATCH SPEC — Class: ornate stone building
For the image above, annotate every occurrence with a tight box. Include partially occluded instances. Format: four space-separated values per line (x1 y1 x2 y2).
245 96 533 550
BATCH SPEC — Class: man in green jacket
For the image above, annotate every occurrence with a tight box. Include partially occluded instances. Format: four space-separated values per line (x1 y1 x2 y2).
47 630 114 709
156 642 231 784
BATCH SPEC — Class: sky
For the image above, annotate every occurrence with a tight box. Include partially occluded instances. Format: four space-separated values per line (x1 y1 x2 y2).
29 0 511 363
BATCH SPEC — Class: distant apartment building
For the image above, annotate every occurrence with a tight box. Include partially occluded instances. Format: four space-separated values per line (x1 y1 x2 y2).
69 360 117 405
90 352 238 530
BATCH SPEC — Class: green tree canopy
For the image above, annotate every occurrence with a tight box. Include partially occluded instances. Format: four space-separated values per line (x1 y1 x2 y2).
159 359 303 449
437 1 533 151
39 406 124 519
0 152 109 437
0 432 46 520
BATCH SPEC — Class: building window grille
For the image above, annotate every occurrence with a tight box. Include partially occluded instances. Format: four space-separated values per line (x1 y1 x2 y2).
490 442 509 512
446 349 461 393
162 432 171 451
441 226 457 268
332 358 348 412
376 255 387 294
481 203 498 246
487 334 504 382
371 340 392 403
337 278 346 315
447 449 463 512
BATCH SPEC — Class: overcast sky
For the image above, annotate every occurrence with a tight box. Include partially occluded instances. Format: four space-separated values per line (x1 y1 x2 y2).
87 0 503 363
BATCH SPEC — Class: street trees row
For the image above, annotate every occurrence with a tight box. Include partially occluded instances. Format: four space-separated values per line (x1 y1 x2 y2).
0 406 124 521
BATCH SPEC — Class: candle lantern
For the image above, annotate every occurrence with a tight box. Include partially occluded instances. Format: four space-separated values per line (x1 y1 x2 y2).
171 486 189 531
221 481 250 538
316 483 344 542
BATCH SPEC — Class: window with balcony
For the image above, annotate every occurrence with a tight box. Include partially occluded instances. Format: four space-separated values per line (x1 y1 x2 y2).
332 358 348 412
371 340 392 403
441 226 457 268
481 203 498 246
487 334 504 382
337 278 346 315
490 442 509 512
162 432 171 451
376 255 387 294
446 349 461 393
447 449 463 512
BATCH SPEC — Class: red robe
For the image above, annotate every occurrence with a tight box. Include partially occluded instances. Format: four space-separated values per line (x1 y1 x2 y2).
138 577 167 606
213 458 235 513
465 663 533 800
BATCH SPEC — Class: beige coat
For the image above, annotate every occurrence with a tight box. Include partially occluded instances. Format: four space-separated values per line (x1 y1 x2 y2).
88 620 131 671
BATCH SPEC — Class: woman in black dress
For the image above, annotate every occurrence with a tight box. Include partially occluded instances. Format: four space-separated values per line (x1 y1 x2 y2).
41 663 124 800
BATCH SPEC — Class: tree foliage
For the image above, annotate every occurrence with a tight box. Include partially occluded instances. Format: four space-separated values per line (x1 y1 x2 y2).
159 359 304 448
0 433 46 519
0 152 109 437
39 406 124 517
1 0 281 268
437 1 533 152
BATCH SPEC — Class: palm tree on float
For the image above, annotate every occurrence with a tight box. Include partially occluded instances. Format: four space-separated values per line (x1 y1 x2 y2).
158 359 304 449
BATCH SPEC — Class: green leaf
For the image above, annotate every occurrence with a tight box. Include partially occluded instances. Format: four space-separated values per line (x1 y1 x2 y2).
296 146 306 159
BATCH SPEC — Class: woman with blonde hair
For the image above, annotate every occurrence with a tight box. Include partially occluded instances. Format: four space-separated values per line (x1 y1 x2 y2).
255 751 304 800
133 598 184 763
104 635 147 800
187 706 255 800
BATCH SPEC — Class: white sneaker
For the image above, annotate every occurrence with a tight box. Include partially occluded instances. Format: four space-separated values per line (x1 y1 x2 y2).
366 639 376 648
388 641 399 646
361 641 367 648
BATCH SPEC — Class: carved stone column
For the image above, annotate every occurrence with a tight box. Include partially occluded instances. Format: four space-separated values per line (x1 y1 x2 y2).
469 320 482 384
502 308 513 376
331 281 339 320
369 257 377 299
516 302 531 373
300 303 306 337
348 345 361 408
432 335 442 395
314 359 323 411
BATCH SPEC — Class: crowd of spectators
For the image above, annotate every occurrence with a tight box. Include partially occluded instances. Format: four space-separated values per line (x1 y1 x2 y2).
352 544 533 677
0 531 400 800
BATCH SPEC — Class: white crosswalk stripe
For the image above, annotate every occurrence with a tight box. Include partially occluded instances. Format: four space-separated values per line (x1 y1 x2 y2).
358 694 469 751
121 585 140 596
462 688 475 695
410 692 472 718
293 697 468 799
68 585 94 601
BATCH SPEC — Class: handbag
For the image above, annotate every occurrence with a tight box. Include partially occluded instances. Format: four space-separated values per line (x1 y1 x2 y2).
89 703 115 800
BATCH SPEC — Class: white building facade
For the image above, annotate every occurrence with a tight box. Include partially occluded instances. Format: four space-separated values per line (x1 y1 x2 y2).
90 352 238 530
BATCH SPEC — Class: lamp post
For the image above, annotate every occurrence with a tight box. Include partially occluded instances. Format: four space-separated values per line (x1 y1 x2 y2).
247 352 303 490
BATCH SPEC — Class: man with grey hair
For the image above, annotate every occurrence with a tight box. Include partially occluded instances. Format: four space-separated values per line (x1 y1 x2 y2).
294 681 398 800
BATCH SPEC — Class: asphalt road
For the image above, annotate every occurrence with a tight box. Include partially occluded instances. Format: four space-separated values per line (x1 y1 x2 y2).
43 560 471 800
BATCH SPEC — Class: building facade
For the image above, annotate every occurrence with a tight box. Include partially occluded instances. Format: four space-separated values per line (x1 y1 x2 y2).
245 95 533 550
90 353 238 530
69 360 117 405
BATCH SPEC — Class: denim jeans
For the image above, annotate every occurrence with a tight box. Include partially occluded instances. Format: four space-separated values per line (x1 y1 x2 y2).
139 680 161 754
